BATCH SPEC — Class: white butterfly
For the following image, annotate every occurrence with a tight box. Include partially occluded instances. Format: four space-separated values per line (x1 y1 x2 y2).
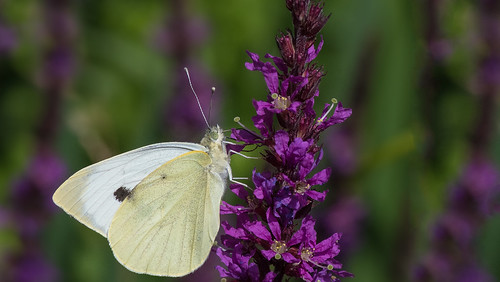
53 125 231 276
53 69 236 277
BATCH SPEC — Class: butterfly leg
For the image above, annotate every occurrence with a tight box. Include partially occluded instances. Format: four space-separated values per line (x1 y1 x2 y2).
229 150 259 159
227 168 250 188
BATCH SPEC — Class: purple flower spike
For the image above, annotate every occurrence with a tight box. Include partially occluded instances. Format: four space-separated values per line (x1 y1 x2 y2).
218 0 352 280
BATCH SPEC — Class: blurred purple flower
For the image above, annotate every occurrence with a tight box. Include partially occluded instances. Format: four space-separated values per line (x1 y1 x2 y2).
478 56 500 90
415 253 494 282
324 197 366 253
0 24 17 55
8 250 59 282
415 0 500 280
157 0 218 141
427 39 452 61
218 0 352 280
41 48 75 89
4 1 75 281
414 157 500 282
155 17 210 53
164 63 219 139
451 157 500 215
327 128 358 175
12 150 67 233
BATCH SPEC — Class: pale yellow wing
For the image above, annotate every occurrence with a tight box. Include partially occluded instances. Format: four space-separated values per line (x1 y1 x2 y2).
52 142 204 237
107 151 225 277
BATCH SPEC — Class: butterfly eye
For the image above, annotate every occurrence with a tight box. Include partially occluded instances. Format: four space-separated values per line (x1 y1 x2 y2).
209 130 219 141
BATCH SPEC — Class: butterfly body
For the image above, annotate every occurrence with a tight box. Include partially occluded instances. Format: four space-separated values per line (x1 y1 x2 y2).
53 126 230 276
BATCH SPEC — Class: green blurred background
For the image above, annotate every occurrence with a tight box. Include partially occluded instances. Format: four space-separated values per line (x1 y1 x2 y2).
1 0 499 281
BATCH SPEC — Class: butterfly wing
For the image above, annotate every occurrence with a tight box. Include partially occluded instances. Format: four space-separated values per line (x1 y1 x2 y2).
108 151 225 276
53 142 205 237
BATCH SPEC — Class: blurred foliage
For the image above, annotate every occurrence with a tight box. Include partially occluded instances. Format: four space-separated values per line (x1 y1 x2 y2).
1 0 499 281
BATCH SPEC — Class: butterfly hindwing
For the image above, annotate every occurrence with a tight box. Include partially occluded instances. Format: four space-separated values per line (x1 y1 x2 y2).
108 151 225 276
52 142 206 236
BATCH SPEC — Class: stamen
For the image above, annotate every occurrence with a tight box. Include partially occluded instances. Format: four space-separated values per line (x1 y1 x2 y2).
295 181 311 194
271 240 288 259
233 116 251 132
233 117 263 139
317 98 337 124
301 247 336 270
271 93 291 110
301 247 313 261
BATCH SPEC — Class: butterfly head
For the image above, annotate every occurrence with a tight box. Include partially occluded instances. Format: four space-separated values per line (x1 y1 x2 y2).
201 125 225 150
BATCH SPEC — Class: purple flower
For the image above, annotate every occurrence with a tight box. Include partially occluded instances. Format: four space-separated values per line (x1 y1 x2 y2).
244 211 297 263
252 170 277 204
315 102 353 133
218 0 352 280
245 51 280 94
287 216 346 281
216 244 260 281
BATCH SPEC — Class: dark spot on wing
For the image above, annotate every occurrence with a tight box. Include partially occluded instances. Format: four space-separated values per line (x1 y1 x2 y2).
114 186 131 202
161 174 167 180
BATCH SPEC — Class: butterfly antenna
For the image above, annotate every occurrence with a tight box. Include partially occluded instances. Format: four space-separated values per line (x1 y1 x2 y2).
208 86 215 124
184 67 210 128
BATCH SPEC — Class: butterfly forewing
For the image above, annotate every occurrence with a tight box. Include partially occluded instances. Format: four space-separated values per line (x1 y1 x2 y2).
108 151 225 277
52 142 205 236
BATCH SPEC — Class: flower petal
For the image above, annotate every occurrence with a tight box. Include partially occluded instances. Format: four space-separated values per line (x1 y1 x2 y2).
308 168 331 186
274 130 290 161
313 233 341 263
245 51 280 94
305 36 324 63
253 170 276 203
229 183 249 199
221 220 248 239
318 102 352 131
263 271 278 282
288 215 317 246
231 128 261 144
305 189 327 201
265 53 288 73
266 208 281 240
220 201 250 215
282 252 300 263
243 220 273 242
261 249 277 260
